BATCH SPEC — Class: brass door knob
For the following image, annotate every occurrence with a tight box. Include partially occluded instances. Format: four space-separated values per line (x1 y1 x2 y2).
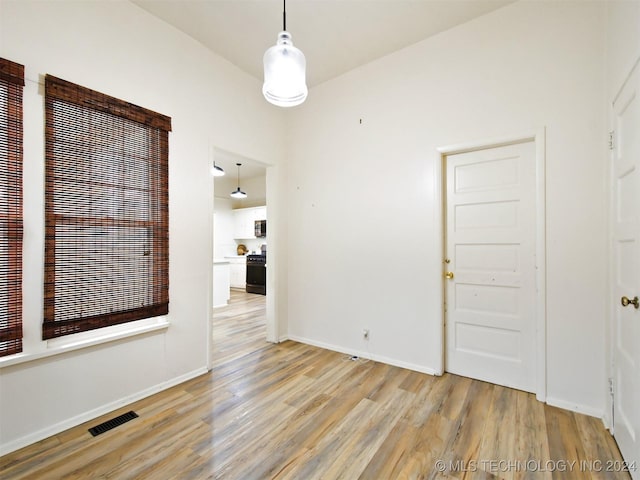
444 272 454 280
621 296 639 309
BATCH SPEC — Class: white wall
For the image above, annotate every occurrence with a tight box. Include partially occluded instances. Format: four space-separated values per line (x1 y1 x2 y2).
0 0 284 453
286 1 607 415
606 0 640 100
213 198 236 258
266 163 288 342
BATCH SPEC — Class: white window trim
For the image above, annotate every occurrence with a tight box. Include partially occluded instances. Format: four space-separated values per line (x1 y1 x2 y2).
0 317 169 368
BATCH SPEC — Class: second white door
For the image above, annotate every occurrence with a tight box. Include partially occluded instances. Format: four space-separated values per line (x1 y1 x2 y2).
444 141 537 393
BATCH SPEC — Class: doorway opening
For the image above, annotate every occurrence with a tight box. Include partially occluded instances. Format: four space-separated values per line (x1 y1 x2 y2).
210 147 274 368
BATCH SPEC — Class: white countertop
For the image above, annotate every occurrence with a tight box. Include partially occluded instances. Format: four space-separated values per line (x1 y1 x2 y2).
223 255 247 263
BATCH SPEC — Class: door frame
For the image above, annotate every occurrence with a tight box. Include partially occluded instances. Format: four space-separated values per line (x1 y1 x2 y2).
436 129 547 401
608 55 640 436
206 147 280 371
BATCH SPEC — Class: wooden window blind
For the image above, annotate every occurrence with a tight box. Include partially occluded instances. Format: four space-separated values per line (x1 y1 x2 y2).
43 75 171 340
0 59 24 357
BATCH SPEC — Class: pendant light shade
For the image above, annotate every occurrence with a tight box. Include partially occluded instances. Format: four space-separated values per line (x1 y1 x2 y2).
262 0 307 107
230 188 246 199
211 162 225 177
230 163 247 199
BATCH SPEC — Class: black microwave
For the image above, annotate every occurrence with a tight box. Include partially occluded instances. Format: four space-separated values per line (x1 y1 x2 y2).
254 219 266 238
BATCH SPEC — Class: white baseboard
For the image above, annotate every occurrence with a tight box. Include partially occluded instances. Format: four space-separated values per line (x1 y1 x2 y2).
287 334 439 376
0 366 209 456
288 336 609 421
545 396 604 420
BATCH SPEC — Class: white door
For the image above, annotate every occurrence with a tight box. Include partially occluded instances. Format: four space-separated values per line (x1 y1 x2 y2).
612 63 640 477
444 141 537 393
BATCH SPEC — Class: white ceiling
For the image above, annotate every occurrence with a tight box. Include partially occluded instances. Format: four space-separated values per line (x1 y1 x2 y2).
135 0 514 182
213 147 266 180
132 0 514 88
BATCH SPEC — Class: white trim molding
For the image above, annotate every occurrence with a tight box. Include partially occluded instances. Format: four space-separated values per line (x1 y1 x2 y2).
287 334 440 376
0 318 170 369
436 128 547 402
0 366 208 456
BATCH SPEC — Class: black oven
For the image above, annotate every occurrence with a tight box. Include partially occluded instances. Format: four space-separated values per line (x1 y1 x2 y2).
246 254 266 295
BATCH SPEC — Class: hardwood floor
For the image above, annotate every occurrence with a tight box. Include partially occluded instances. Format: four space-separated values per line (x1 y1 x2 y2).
0 290 631 479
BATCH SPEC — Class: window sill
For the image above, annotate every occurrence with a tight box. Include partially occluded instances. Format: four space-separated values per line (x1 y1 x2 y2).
0 319 170 369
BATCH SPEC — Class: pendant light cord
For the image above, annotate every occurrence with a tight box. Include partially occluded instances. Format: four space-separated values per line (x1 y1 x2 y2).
283 0 286 31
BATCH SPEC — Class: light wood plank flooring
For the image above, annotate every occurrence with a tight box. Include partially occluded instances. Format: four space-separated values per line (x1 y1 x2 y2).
0 290 631 479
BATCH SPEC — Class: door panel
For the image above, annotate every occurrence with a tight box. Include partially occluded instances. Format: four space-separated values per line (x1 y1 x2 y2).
456 243 519 273
612 63 640 478
445 141 536 393
455 200 519 229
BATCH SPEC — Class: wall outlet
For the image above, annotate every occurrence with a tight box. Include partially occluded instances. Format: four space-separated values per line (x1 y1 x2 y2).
363 329 370 340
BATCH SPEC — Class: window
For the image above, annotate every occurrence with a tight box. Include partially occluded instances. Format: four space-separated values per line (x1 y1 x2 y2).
0 58 24 357
43 75 171 340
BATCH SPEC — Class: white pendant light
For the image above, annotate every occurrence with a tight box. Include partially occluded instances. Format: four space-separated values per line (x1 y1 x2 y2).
230 163 247 199
211 162 225 177
262 0 307 107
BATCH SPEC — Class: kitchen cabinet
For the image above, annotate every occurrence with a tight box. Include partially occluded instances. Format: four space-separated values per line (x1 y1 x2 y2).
227 256 247 288
254 207 267 221
233 209 255 239
213 260 230 307
232 206 267 239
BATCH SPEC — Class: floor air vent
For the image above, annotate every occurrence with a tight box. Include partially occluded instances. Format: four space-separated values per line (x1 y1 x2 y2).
88 411 138 437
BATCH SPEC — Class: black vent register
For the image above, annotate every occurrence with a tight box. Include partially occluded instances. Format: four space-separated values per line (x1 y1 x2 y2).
88 410 139 437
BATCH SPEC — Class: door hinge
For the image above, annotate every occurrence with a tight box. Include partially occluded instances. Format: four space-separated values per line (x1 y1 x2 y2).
609 377 614 398
609 131 615 151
